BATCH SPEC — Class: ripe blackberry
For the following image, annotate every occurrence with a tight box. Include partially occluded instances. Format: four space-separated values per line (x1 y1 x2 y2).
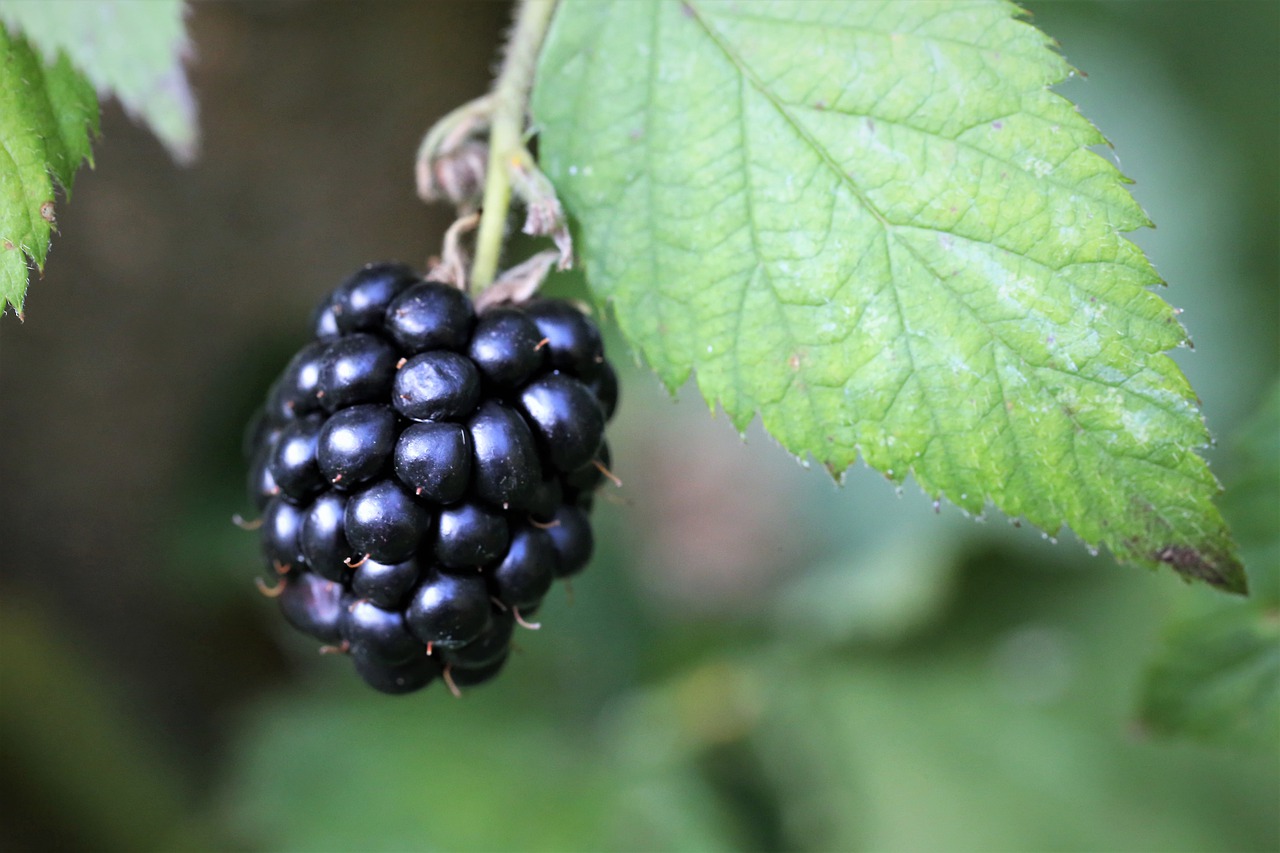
345 480 431 564
261 496 306 572
435 501 510 571
526 299 605 378
439 609 514 669
405 570 493 650
271 341 328 418
278 573 348 643
329 262 418 334
518 372 605 472
299 491 357 582
392 351 481 422
269 413 327 502
342 599 424 663
351 557 420 610
545 504 594 578
393 422 471 504
490 523 557 609
317 404 398 489
468 307 544 388
317 333 398 412
386 280 475 353
467 400 542 509
351 642 440 695
244 262 619 695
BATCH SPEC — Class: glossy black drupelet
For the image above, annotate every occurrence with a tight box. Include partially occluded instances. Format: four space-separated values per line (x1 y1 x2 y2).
393 422 470 504
317 404 397 489
245 262 618 695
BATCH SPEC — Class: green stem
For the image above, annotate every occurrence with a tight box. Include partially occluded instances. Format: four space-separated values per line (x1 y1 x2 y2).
470 0 558 292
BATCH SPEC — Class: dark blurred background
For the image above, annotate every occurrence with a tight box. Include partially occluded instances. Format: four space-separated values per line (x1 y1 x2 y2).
1 2 1276 850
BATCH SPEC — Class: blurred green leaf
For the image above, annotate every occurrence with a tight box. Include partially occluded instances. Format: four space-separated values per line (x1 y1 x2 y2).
773 523 960 646
756 659 1279 852
1140 608 1280 748
0 22 97 317
533 0 1243 591
0 0 197 161
1140 383 1280 747
221 671 622 852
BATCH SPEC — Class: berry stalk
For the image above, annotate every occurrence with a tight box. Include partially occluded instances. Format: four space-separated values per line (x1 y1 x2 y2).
471 0 559 292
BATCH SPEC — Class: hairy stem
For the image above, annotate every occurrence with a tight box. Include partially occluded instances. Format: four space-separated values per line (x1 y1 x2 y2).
471 0 558 292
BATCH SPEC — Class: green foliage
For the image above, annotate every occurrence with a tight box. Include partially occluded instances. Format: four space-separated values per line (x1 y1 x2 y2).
0 0 196 317
1140 384 1280 747
0 23 97 317
218 529 1280 852
532 0 1243 591
0 0 196 160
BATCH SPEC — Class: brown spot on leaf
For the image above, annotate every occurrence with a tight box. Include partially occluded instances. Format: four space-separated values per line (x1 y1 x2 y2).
2 239 13 251
1153 545 1248 595
788 352 803 371
39 201 55 224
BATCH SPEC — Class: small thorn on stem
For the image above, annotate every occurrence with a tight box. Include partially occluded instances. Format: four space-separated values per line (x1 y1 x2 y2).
332 473 343 484
530 517 561 530
513 608 541 630
319 641 351 655
416 487 424 496
232 513 262 530
534 337 550 351
396 357 408 369
592 459 622 488
272 560 291 575
427 641 434 656
443 666 462 698
255 577 285 598
344 553 371 568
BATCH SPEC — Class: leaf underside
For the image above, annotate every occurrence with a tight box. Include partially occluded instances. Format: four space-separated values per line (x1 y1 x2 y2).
532 0 1244 591
0 0 197 162
0 23 98 317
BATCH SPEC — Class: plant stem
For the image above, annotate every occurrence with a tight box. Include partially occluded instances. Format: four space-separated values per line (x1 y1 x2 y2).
470 0 558 292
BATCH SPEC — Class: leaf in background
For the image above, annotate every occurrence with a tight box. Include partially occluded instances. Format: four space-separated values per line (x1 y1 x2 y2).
1140 383 1280 747
0 23 98 318
532 0 1243 591
221 674 623 852
0 0 197 162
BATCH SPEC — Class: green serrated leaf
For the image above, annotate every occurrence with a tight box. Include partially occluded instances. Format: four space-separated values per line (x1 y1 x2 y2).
533 0 1243 591
0 0 196 162
0 23 98 317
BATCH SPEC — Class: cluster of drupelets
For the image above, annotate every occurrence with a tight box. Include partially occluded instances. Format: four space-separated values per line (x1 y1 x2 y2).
244 262 617 695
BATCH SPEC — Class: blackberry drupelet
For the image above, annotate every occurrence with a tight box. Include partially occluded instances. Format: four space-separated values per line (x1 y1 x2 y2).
244 262 618 695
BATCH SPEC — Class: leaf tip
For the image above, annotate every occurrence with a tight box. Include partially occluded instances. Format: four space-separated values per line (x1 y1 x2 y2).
1153 545 1249 596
